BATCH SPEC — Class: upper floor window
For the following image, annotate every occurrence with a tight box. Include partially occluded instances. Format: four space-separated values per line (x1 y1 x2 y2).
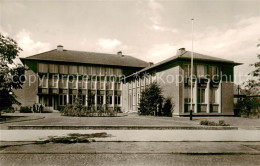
211 88 219 104
39 76 48 88
38 63 48 73
106 67 113 76
49 64 58 73
59 65 68 74
197 88 206 103
211 66 219 80
69 65 77 74
197 65 207 78
78 66 87 75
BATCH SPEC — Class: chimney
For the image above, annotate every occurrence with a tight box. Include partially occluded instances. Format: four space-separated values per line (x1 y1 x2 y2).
117 51 123 57
57 45 63 51
149 62 154 67
176 48 185 55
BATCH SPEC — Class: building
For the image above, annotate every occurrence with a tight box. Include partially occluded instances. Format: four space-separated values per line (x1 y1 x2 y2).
16 45 149 111
122 48 242 116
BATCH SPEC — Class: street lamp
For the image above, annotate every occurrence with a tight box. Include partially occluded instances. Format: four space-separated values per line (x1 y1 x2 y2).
190 18 194 121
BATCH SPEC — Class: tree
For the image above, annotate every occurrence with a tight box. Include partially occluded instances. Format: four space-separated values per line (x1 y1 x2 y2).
138 82 163 115
0 33 25 115
244 40 260 95
237 40 260 117
162 97 174 117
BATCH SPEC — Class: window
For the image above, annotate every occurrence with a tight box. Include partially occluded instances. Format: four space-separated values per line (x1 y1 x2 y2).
87 94 95 106
60 77 68 89
137 93 140 104
82 79 87 89
211 88 219 104
49 64 58 73
59 65 68 74
197 65 207 78
197 88 206 103
49 76 58 88
211 66 219 80
114 95 121 105
38 63 48 73
115 82 121 90
137 79 140 87
69 95 77 104
78 66 87 75
91 81 96 89
59 95 67 106
114 68 122 76
69 65 77 74
97 95 104 105
39 76 48 88
106 68 113 76
91 67 97 75
78 95 86 105
69 80 77 89
184 64 190 78
184 87 191 103
100 67 105 75
106 82 112 90
106 95 113 105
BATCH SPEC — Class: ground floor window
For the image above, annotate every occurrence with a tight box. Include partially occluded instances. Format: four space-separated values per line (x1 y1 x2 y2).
59 95 67 105
69 95 77 104
78 95 86 105
106 95 113 105
97 95 104 105
114 95 121 105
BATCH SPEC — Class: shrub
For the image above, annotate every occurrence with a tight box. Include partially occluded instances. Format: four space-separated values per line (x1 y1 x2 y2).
61 98 119 117
3 106 15 113
20 106 32 113
162 97 174 117
235 97 260 118
200 120 230 126
138 82 163 116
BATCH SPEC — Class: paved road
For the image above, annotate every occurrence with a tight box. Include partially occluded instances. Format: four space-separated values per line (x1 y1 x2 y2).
0 154 259 166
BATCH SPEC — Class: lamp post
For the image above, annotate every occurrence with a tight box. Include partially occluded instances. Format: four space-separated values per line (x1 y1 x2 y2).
190 18 194 120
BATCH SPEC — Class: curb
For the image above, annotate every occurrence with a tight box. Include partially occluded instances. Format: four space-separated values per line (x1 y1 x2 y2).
0 151 259 155
0 117 45 124
7 125 238 130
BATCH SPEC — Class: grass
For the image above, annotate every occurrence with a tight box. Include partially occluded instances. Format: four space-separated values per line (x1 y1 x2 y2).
42 132 111 144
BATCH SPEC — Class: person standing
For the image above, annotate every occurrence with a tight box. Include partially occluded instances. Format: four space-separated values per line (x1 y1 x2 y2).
39 104 43 113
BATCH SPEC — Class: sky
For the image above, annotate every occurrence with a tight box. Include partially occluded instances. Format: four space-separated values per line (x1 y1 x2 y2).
1 0 259 84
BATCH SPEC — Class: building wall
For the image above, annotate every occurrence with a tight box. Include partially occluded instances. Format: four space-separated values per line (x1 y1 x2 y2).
156 65 181 115
122 82 129 112
221 81 234 115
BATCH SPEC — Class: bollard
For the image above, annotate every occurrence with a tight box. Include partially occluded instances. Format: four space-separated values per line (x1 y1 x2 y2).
190 110 193 120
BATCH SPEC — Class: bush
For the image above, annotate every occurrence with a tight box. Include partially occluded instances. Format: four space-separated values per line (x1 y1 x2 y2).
3 106 15 113
61 98 119 117
20 106 32 113
235 97 260 118
138 82 163 116
200 120 230 126
162 97 174 117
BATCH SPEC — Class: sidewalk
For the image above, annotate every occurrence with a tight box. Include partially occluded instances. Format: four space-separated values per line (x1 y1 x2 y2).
1 130 260 142
0 142 260 154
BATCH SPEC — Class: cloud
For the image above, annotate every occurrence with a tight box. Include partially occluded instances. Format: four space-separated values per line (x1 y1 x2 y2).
0 26 9 36
150 25 178 33
97 38 122 50
16 29 51 57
